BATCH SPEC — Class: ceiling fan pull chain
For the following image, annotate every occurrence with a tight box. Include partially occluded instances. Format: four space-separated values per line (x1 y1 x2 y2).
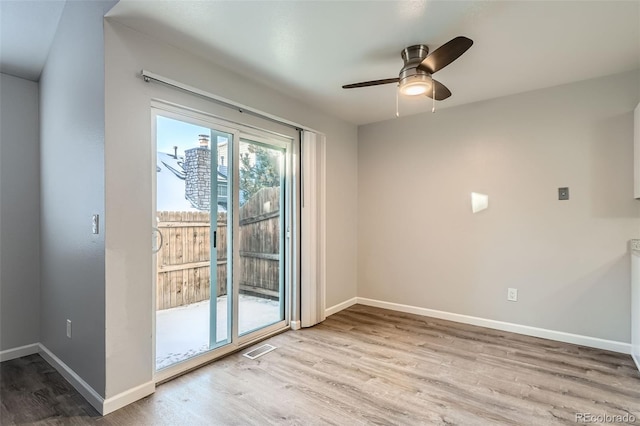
396 86 400 117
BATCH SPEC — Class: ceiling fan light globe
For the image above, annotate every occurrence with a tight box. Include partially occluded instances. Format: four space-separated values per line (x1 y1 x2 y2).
402 84 429 96
399 74 432 96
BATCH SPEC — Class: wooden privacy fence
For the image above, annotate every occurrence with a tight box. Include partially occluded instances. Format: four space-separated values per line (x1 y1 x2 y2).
156 187 280 310
239 188 281 299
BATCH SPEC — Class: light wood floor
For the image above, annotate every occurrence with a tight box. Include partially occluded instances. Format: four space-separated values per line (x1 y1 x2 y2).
2 304 640 425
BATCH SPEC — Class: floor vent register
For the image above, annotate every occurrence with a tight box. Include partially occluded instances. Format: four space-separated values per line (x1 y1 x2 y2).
243 344 277 360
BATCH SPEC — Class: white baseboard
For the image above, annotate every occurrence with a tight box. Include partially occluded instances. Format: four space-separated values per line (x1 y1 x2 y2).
3 343 155 415
356 298 632 355
103 380 155 415
0 343 39 362
290 320 301 330
38 344 105 414
325 297 358 317
38 343 155 415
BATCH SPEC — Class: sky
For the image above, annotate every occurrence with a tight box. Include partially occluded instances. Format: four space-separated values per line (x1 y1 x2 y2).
156 115 233 212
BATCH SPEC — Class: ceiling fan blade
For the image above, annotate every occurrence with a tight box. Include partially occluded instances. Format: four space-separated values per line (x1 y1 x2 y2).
425 79 451 101
419 36 473 74
342 78 399 89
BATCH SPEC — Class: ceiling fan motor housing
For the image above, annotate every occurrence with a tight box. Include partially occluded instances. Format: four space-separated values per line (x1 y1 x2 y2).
399 44 433 94
401 44 429 64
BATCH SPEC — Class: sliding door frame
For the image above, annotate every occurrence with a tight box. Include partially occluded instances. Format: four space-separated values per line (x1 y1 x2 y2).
151 100 293 383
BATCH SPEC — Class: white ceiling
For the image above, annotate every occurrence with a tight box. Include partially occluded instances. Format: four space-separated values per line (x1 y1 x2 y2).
0 0 66 81
2 1 638 125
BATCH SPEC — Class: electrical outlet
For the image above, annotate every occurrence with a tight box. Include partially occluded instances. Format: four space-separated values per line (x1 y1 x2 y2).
558 187 569 200
507 288 518 302
66 319 72 338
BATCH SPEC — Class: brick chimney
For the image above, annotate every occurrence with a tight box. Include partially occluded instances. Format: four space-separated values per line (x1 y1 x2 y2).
185 134 211 211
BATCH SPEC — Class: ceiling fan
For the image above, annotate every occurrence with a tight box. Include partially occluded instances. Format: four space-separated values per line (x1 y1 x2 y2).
342 36 473 101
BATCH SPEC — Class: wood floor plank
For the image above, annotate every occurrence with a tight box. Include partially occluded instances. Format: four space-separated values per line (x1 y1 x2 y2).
2 304 640 425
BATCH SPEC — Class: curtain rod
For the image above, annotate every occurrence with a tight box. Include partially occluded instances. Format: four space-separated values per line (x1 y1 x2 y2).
141 70 319 134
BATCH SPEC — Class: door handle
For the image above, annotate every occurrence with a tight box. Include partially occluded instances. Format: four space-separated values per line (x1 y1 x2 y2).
152 227 164 254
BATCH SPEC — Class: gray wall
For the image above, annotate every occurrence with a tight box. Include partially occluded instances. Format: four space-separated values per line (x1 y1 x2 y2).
104 20 358 397
358 70 640 343
0 73 40 351
39 0 116 396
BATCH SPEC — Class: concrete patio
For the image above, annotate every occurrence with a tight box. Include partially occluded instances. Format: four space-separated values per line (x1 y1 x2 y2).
156 295 281 370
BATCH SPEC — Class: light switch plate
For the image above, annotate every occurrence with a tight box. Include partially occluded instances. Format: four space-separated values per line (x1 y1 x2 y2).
92 214 99 234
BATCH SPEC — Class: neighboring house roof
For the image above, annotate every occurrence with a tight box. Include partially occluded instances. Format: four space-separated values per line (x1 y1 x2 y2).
156 152 227 213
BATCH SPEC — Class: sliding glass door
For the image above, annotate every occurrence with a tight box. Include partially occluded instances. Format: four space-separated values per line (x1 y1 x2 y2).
237 138 287 336
153 115 233 371
153 105 290 375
